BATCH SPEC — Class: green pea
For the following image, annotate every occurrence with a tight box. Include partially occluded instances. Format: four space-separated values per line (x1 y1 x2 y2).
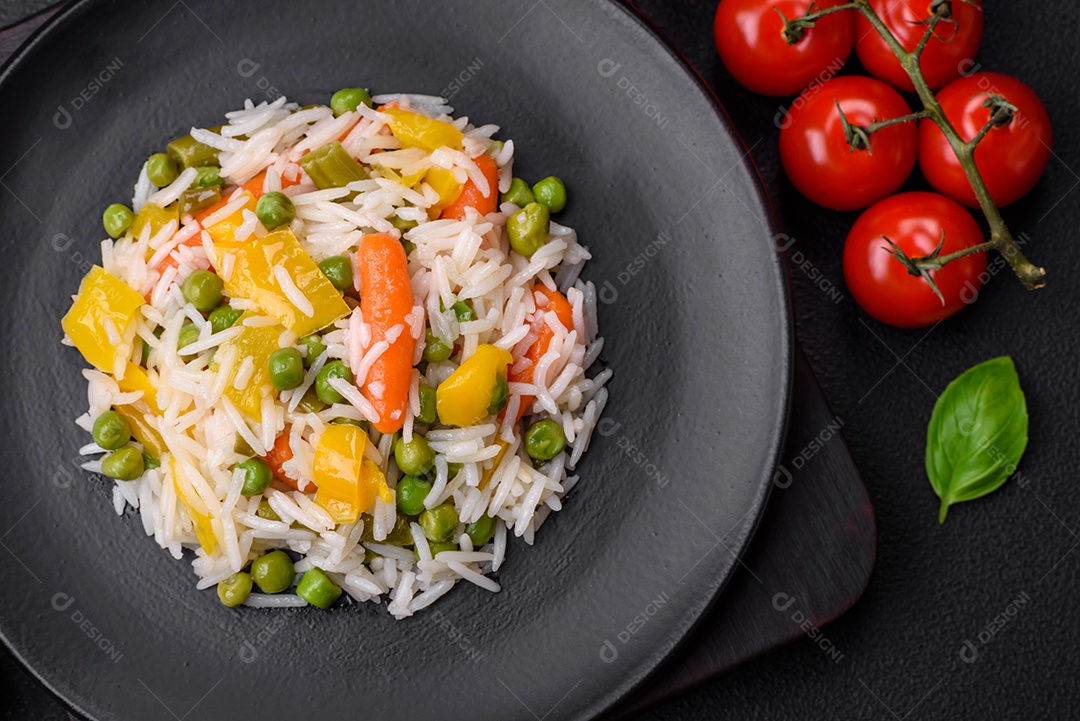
318 256 353 291
92 410 131 451
297 386 326 413
451 300 476 323
250 550 295 594
330 87 373 116
147 152 179 187
177 323 201 358
333 417 365 428
500 177 535 208
255 191 296 230
297 567 343 608
234 434 255 457
316 360 353 405
299 335 327 367
217 572 253 607
193 166 221 188
396 475 433 516
269 348 305 391
182 270 224 312
236 457 273 496
102 203 134 239
488 140 505 157
465 514 496 547
101 446 144 481
506 202 550 257
419 503 458 543
423 329 453 363
394 435 436 476
525 418 567 461
416 540 458 560
209 305 243 334
360 512 412 546
256 500 281 522
488 375 509 416
417 384 437 425
531 176 567 213
142 451 161 471
391 215 418 232
447 462 463 478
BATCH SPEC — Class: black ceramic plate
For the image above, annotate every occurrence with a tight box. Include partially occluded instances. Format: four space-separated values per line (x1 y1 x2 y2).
0 1 791 719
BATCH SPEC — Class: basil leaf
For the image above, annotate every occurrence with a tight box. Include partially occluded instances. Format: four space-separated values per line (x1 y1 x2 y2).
926 356 1028 524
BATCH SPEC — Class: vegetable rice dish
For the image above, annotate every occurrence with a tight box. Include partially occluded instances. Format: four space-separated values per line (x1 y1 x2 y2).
61 88 609 616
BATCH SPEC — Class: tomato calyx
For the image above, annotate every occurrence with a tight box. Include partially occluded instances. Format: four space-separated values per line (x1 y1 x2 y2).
882 229 994 305
835 102 929 153
774 3 853 44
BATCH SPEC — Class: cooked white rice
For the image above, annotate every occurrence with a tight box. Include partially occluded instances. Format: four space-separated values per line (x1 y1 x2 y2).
65 92 609 618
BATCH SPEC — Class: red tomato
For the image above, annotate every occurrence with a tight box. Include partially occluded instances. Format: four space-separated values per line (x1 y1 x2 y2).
714 0 854 97
780 76 917 211
855 0 984 92
919 72 1053 208
843 192 987 328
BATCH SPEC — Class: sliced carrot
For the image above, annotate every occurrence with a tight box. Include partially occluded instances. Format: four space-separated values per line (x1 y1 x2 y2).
263 430 312 492
357 233 416 434
508 285 573 422
440 154 499 220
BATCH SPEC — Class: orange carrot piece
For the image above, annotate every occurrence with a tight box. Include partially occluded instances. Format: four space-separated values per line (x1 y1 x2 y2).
440 154 499 220
263 430 312 492
510 285 574 422
357 233 416 434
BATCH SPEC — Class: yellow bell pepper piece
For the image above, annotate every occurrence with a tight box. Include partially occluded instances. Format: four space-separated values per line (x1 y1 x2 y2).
383 107 464 152
171 457 218 555
313 424 390 523
424 167 463 216
217 228 350 337
61 266 145 371
217 316 282 420
116 406 165 460
132 203 179 241
202 192 257 249
116 362 160 413
436 344 513 427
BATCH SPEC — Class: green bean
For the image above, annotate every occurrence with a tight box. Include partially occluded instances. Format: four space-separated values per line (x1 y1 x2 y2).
525 419 567 461
419 503 458 543
300 141 368 189
250 550 295 594
182 270 224 312
396 475 433 516
423 329 453 363
142 451 161 471
92 410 131 451
296 567 342 608
531 176 567 213
391 215 418 232
147 152 179 187
417 384 437 425
256 500 281 522
102 203 134 239
416 540 458 559
179 186 221 216
501 177 535 208
394 435 436 476
451 300 475 323
217 572 253 607
193 166 221 188
236 457 273 496
318 256 353 291
330 87 373 116
177 323 201 358
269 348 304 391
506 202 550 257
167 131 221 168
255 191 296 230
465 514 496 547
315 360 353 405
101 446 144 481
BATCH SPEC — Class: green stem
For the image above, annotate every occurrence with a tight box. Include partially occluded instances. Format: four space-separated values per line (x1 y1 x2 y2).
850 0 1045 290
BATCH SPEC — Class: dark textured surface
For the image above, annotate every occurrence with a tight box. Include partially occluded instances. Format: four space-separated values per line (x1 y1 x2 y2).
0 1 791 720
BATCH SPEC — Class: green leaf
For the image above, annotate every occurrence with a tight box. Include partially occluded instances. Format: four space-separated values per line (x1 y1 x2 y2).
926 356 1028 524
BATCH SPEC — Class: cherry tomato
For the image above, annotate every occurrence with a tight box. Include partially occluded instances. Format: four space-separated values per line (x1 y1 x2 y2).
919 72 1053 208
843 192 987 328
714 0 855 97
855 0 984 92
780 76 917 211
